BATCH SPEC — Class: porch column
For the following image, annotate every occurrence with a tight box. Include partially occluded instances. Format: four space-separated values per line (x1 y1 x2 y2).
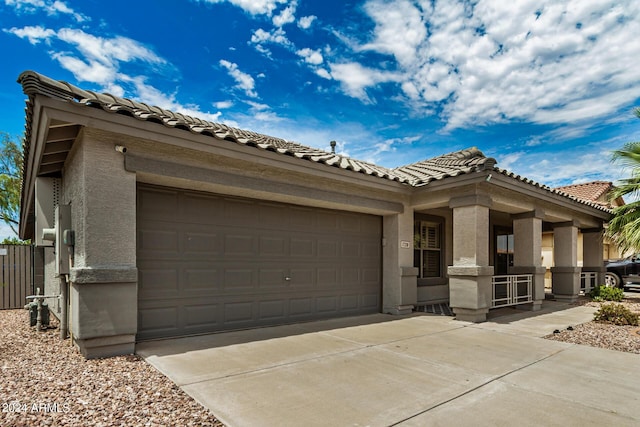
448 195 494 322
551 221 580 301
582 228 605 288
382 204 417 315
511 210 546 311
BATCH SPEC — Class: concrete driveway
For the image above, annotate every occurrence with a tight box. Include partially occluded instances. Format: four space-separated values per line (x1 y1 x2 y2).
137 302 640 426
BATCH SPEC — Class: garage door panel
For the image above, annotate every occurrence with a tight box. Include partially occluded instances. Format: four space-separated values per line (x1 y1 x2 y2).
289 268 315 287
289 298 313 316
138 306 178 333
258 204 289 229
183 231 221 255
258 269 288 288
138 187 179 220
223 268 255 289
290 238 315 257
224 301 254 323
224 234 256 255
138 228 180 255
317 268 338 285
361 293 380 309
316 212 339 230
224 198 255 221
137 184 381 340
184 303 220 329
342 241 362 257
183 193 224 223
138 268 178 295
340 295 359 310
258 300 286 320
316 296 337 312
340 215 361 232
184 268 220 290
259 236 287 256
288 207 314 229
318 241 339 257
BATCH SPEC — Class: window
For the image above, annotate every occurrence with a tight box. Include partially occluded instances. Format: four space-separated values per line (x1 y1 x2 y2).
414 220 442 278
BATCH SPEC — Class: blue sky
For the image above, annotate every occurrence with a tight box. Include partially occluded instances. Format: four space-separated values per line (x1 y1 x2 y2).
1 0 640 239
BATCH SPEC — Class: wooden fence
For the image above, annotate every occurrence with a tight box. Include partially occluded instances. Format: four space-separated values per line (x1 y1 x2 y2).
0 245 33 310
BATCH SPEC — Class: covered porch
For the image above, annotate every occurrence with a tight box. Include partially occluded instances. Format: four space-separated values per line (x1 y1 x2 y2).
384 166 611 323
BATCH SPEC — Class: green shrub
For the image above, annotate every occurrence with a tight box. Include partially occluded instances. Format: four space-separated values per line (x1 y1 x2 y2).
589 285 624 302
594 303 639 326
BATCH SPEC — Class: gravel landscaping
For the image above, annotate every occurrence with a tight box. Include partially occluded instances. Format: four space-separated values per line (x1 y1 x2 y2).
545 292 640 354
0 309 224 427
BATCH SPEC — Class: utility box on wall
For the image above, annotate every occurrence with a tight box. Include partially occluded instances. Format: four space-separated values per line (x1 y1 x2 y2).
35 177 72 276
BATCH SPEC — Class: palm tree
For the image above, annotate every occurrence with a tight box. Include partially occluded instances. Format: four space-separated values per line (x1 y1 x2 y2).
606 108 640 253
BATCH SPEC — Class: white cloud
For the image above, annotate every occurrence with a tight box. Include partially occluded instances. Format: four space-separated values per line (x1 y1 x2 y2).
50 53 117 85
272 0 296 27
5 0 87 21
315 68 331 80
296 48 323 65
331 0 640 131
496 152 524 171
219 59 258 98
214 100 233 109
56 28 164 66
5 25 55 44
297 15 316 30
360 0 426 67
250 27 292 47
8 26 166 86
245 100 270 111
198 0 287 16
328 62 400 103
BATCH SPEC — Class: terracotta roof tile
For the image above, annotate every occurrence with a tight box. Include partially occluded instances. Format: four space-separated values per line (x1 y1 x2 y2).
554 181 612 203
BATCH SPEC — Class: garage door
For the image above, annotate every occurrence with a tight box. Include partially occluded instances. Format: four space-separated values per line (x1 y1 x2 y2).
136 184 382 340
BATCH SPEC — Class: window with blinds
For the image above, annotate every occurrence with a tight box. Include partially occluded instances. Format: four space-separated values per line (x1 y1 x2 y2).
414 220 442 278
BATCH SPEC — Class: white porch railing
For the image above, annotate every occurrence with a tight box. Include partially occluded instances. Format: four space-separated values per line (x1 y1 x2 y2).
491 275 533 308
580 272 597 294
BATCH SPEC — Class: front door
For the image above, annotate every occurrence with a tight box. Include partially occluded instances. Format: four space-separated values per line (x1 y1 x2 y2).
495 229 514 276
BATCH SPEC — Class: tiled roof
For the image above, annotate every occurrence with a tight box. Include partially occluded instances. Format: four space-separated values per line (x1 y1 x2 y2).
16 71 611 214
554 181 612 204
393 147 496 186
18 71 402 182
18 71 501 186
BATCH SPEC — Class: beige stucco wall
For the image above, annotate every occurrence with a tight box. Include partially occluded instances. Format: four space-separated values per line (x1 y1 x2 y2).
62 130 138 358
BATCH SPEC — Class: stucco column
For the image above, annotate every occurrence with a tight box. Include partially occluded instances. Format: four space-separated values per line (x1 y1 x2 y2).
551 221 581 302
447 195 494 322
582 228 605 290
382 204 417 315
511 210 546 311
64 130 138 358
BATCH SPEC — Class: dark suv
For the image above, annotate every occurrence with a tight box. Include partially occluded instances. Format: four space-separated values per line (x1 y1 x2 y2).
605 254 640 288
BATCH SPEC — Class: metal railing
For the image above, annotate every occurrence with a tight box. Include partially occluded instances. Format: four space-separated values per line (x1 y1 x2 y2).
491 274 533 308
580 272 597 294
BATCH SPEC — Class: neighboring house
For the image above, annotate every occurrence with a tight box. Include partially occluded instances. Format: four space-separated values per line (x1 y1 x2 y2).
554 181 628 261
17 71 611 358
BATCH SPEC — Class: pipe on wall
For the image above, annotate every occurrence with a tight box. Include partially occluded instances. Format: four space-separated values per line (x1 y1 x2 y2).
60 275 68 340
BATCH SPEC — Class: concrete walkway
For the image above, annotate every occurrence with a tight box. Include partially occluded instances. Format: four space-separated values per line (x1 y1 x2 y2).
137 302 640 426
